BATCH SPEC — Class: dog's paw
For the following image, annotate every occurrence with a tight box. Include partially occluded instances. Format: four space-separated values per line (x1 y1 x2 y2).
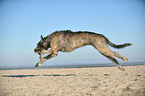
35 63 41 67
120 66 125 71
123 57 128 63
118 66 125 71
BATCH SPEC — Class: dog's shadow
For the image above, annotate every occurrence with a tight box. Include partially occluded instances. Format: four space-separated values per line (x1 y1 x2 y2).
2 74 76 78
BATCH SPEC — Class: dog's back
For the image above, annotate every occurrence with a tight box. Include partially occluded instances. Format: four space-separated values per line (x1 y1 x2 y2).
49 30 102 52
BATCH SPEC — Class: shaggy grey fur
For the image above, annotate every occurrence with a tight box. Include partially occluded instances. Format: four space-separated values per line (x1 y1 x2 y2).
34 30 132 71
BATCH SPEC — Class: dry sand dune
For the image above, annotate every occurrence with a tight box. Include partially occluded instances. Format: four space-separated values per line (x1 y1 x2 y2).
0 65 145 96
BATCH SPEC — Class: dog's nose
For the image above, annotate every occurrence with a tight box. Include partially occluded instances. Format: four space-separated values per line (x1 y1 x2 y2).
34 49 38 53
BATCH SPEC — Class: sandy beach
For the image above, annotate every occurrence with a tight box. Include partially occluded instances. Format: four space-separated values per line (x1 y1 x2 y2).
0 65 145 96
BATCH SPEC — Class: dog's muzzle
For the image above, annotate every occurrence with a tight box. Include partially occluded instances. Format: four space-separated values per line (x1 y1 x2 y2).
34 49 40 54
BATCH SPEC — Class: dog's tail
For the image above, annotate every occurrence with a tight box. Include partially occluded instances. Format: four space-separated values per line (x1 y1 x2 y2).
101 34 132 49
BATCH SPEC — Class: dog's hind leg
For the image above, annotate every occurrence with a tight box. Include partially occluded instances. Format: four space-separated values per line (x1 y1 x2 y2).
99 48 128 63
93 37 129 63
92 41 125 71
101 53 125 71
112 52 128 63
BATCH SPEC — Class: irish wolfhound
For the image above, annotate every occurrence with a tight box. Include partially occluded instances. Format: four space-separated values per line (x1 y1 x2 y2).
34 30 132 71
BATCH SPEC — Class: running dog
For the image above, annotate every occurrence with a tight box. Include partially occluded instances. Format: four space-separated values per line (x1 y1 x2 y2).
34 30 132 71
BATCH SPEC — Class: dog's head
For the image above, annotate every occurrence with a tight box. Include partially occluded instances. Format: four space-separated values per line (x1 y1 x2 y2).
34 35 46 54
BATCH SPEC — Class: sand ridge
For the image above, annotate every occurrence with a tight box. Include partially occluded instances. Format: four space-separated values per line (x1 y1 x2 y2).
0 65 145 96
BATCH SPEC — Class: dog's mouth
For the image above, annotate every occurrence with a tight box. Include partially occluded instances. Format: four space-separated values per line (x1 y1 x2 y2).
38 51 40 54
34 49 41 54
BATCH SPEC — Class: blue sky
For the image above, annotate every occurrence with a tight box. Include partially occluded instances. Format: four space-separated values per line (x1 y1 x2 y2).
0 0 145 67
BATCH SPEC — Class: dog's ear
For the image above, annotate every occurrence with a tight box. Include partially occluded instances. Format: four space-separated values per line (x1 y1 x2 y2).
41 35 43 43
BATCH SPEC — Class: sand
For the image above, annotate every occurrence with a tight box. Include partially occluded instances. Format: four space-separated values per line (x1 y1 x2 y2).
0 65 145 96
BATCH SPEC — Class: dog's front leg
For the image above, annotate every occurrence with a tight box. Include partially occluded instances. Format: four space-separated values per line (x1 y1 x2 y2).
35 49 53 67
35 53 44 67
40 49 53 63
40 53 44 63
35 61 43 67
